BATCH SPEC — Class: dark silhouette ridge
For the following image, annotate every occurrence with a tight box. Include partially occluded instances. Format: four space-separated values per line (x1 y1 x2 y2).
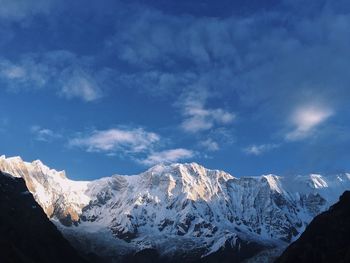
0 171 88 263
276 191 350 263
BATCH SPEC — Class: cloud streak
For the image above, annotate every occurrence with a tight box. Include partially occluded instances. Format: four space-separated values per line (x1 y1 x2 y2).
69 128 160 154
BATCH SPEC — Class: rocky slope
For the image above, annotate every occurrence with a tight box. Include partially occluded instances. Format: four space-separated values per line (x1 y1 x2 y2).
276 190 350 263
0 170 87 263
1 155 350 262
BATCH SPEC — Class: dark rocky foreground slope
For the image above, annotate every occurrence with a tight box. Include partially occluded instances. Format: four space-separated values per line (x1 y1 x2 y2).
0 171 87 263
276 191 350 263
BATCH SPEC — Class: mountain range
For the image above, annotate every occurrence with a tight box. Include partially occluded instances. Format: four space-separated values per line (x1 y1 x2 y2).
1 155 350 262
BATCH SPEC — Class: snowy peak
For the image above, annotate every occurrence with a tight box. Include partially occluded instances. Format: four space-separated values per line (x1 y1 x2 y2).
138 162 233 201
262 174 284 193
0 156 90 225
308 174 328 188
0 155 65 180
143 162 232 181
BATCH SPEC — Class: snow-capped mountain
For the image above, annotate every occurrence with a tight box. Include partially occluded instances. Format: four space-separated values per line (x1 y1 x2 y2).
1 155 350 262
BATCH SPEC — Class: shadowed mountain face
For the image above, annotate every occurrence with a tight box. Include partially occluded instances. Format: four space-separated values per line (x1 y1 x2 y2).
0 171 87 263
276 191 350 263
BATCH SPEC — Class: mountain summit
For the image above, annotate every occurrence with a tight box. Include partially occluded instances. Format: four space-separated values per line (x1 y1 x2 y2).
1 156 350 262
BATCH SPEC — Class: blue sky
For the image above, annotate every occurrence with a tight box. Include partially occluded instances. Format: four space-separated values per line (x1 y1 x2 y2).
1 0 350 180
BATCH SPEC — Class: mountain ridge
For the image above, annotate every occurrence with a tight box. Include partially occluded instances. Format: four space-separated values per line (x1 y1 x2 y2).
1 155 350 262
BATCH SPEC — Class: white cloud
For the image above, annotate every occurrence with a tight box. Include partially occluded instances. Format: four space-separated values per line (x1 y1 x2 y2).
141 148 194 165
69 128 197 166
244 144 279 155
180 92 235 133
69 128 160 154
286 105 333 141
60 69 102 102
31 126 62 142
200 139 219 151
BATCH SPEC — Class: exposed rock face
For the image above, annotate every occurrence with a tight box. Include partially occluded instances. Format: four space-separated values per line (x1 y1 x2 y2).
1 155 350 262
276 191 350 263
0 171 87 263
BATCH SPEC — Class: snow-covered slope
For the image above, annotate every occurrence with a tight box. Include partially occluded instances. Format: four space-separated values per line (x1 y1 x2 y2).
1 155 349 262
0 155 89 224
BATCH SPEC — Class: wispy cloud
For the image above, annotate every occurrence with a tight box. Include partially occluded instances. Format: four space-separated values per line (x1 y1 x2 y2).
200 139 219 151
285 105 334 141
107 3 350 119
0 51 106 102
108 10 241 70
59 69 102 102
244 144 279 156
69 128 196 166
69 128 160 154
0 0 55 21
0 118 8 133
180 92 235 133
0 58 49 90
141 148 194 165
31 126 62 142
1 64 26 79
